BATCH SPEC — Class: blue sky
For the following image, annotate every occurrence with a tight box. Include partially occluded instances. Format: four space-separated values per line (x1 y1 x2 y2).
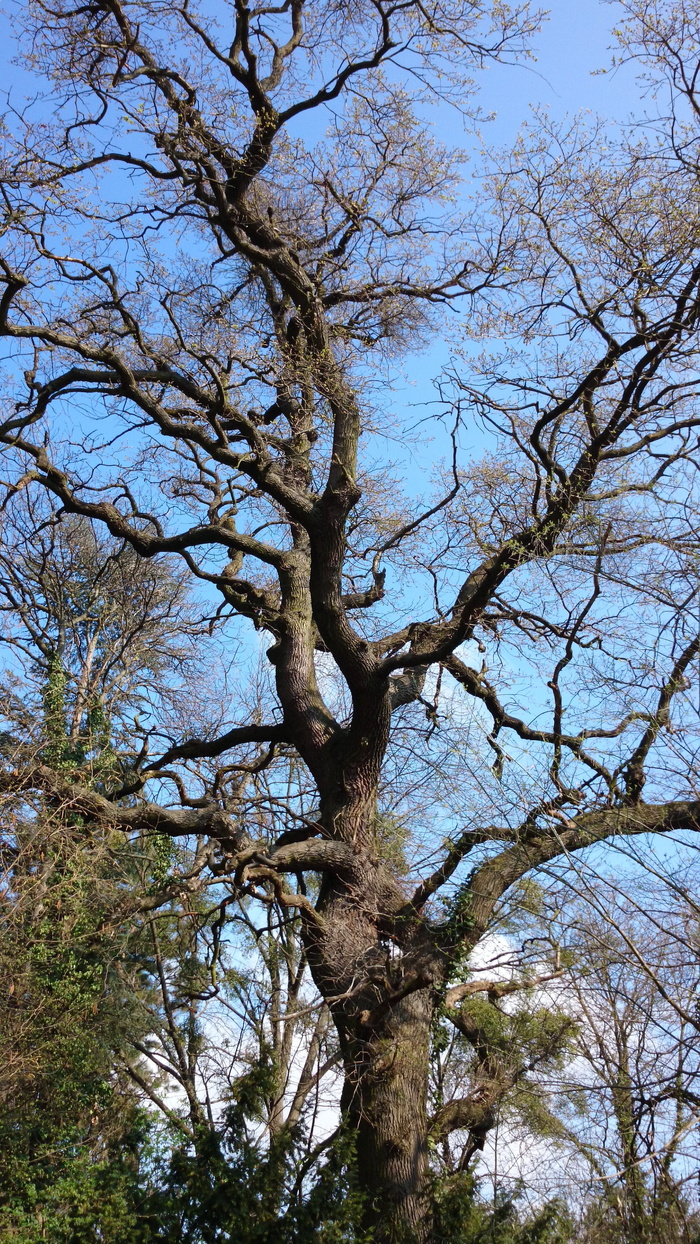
489 0 638 128
381 0 643 477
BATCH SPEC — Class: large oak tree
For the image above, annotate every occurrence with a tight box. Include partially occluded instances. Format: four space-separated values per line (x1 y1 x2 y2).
2 2 700 1239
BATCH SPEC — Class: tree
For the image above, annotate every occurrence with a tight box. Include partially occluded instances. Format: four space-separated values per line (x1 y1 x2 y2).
2 2 700 1239
0 500 362 1241
506 841 700 1244
0 502 196 1241
561 926 699 1243
506 883 700 1243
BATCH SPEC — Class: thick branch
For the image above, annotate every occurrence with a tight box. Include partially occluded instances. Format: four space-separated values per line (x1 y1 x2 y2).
149 723 290 771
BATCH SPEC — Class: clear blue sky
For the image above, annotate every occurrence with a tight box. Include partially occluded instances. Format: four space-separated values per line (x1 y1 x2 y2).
488 0 638 130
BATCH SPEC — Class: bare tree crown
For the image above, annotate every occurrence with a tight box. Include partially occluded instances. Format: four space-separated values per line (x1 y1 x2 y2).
2 3 700 1238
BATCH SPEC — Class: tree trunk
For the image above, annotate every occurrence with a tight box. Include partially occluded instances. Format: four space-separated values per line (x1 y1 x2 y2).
309 773 438 1241
342 987 435 1244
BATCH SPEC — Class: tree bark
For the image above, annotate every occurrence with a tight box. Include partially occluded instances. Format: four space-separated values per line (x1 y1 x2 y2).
306 766 439 1243
341 989 435 1244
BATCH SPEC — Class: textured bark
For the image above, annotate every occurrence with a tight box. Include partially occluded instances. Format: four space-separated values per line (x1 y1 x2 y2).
302 785 441 1243
343 990 435 1244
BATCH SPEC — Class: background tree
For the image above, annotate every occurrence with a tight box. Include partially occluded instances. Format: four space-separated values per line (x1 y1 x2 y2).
535 859 700 1244
0 499 366 1242
463 858 700 1244
2 2 700 1241
0 500 198 1241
